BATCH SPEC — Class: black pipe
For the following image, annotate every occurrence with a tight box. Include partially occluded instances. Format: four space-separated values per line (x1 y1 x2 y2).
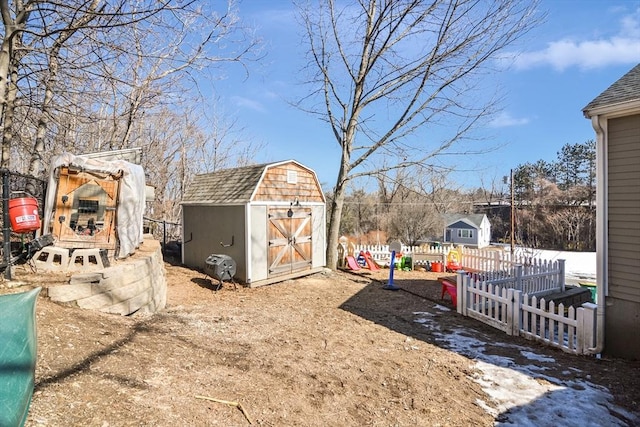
2 169 12 279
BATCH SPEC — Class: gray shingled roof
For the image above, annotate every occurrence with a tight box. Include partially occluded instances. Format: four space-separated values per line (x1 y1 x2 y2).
443 213 487 228
182 163 270 204
583 63 640 113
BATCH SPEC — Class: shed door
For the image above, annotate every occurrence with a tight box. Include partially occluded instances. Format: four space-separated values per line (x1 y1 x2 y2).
268 208 312 277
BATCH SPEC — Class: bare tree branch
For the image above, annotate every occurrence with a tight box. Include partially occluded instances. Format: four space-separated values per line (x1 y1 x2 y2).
296 0 543 268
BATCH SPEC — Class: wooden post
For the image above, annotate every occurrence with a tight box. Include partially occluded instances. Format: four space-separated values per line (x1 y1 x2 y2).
558 259 566 292
2 170 11 280
515 264 523 292
456 270 466 315
510 168 515 254
581 302 598 354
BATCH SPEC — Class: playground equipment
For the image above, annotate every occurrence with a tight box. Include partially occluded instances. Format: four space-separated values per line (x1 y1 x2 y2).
344 249 380 272
440 279 457 307
431 261 443 272
362 251 380 271
383 241 402 290
346 255 361 271
446 248 462 272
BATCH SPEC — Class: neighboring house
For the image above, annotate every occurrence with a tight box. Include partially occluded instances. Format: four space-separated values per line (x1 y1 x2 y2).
583 63 640 360
443 214 491 248
181 160 326 288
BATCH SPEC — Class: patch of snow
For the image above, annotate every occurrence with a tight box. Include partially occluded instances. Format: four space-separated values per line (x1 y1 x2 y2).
517 248 596 283
412 313 639 426
412 311 435 317
519 350 555 363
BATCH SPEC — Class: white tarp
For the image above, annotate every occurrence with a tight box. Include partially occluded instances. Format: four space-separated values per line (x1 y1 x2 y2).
43 153 146 258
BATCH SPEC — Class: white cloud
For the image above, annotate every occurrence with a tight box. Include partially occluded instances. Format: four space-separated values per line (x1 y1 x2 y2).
513 37 640 71
620 11 640 38
231 96 266 112
489 111 531 128
512 10 640 71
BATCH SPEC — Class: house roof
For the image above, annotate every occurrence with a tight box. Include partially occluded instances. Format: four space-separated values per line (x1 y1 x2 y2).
444 213 487 229
583 63 640 115
182 162 272 204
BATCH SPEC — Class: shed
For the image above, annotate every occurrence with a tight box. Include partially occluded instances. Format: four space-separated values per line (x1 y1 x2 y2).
443 213 491 248
181 160 326 287
583 63 640 360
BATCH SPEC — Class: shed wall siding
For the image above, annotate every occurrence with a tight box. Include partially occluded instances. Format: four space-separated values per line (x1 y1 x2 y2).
607 114 640 303
250 205 268 283
312 205 326 267
253 163 324 203
182 205 247 282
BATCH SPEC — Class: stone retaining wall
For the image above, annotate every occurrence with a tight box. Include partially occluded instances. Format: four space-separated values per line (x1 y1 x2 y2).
48 238 167 315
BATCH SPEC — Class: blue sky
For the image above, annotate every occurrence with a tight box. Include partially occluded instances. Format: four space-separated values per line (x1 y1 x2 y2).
213 0 640 192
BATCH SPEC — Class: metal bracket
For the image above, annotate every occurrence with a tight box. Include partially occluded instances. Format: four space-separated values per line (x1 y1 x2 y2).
220 235 234 247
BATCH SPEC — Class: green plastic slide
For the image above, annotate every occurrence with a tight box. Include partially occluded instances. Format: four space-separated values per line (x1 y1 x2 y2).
0 287 41 427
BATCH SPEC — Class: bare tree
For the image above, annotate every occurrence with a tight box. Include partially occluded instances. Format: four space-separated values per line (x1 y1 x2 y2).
297 0 542 268
375 168 472 245
27 0 103 178
1 0 262 183
1 0 164 169
0 0 34 167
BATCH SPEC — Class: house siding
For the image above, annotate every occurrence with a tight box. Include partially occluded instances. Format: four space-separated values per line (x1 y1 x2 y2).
605 114 640 359
443 215 491 248
607 115 640 303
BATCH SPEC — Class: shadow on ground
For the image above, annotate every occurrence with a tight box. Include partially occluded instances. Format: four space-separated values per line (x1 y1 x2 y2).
337 271 640 425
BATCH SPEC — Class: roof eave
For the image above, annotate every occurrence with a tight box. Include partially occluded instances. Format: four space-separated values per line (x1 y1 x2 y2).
583 99 640 119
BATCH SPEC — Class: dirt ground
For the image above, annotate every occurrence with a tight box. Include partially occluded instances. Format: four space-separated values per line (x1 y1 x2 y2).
2 262 639 426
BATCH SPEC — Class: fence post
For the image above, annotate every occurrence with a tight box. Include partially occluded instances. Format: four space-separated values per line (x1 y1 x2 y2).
512 289 522 336
2 169 11 280
558 259 566 292
515 264 523 292
581 302 598 354
456 271 466 315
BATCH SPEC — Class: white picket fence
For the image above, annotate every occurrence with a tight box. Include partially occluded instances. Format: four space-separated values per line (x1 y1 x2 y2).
456 273 597 355
350 244 564 296
346 241 594 355
469 260 566 296
348 243 446 266
351 243 523 268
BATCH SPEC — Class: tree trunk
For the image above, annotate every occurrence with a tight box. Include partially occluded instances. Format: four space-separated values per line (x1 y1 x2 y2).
28 51 59 178
28 0 101 177
1 55 18 169
0 34 14 168
325 153 350 270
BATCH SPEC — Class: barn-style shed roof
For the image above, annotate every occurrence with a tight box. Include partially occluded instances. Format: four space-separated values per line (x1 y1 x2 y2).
183 163 268 204
182 160 323 205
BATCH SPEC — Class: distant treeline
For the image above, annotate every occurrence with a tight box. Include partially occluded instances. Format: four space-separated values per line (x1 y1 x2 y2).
331 140 596 251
